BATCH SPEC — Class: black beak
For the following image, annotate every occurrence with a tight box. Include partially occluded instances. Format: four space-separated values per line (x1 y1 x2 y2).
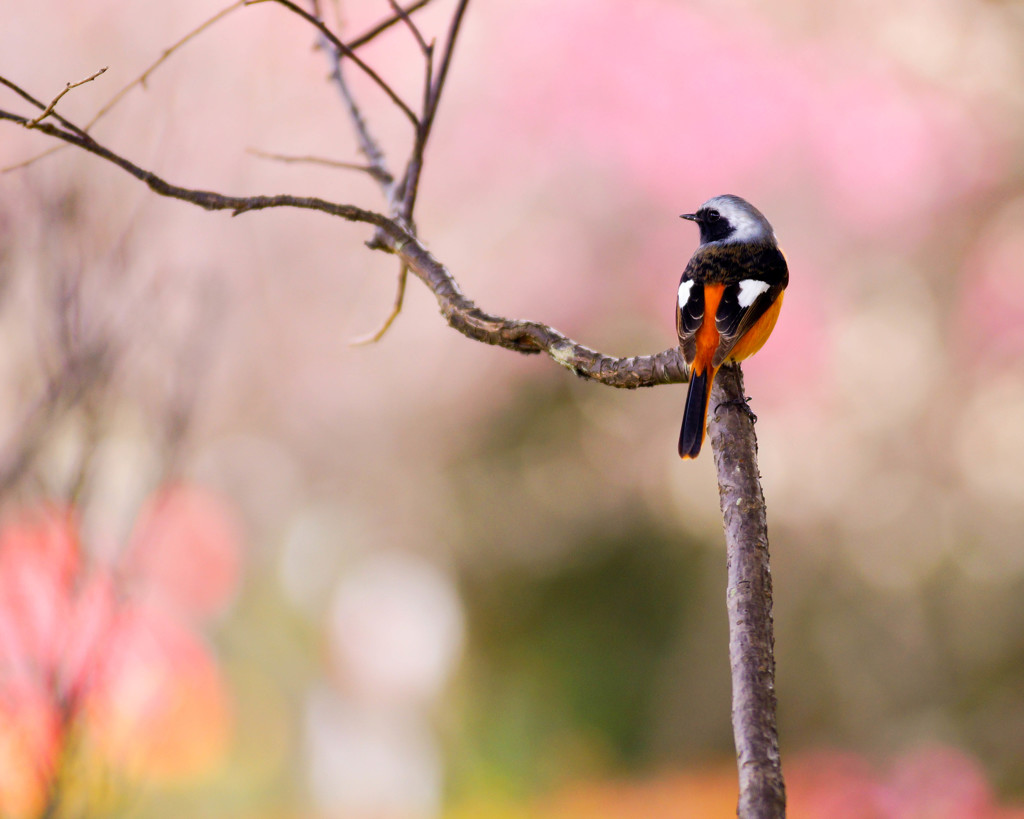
680 213 699 222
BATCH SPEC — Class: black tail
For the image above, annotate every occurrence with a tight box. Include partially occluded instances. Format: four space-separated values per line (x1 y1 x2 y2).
679 367 713 459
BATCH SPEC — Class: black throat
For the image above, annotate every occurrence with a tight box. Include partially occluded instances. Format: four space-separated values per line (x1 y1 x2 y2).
700 219 736 244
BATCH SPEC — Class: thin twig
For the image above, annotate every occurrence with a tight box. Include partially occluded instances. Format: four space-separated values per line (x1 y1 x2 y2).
385 0 435 223
1 144 63 174
427 0 470 128
398 0 469 221
708 363 786 818
245 0 420 126
304 0 399 249
305 0 431 339
0 75 90 139
86 0 248 129
4 1 249 172
349 262 409 345
2 0 419 177
391 0 435 156
0 103 390 222
386 0 432 59
26 67 107 129
330 62 394 189
311 1 403 341
246 147 385 179
346 0 434 50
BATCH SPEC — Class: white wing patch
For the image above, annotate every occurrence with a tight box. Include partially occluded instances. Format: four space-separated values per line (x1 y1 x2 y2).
677 280 694 309
737 279 770 308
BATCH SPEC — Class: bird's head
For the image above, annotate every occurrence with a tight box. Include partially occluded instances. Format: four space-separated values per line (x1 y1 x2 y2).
680 195 777 246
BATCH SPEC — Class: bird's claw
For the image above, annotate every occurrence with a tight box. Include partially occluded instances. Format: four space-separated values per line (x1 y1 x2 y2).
715 396 757 424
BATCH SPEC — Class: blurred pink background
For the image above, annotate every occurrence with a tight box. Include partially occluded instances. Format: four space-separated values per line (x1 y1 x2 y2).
2 0 1024 816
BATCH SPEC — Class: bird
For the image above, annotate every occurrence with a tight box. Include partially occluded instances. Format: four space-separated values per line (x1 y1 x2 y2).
676 195 788 459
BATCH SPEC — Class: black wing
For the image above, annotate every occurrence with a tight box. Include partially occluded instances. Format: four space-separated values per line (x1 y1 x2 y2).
712 281 783 368
676 274 704 365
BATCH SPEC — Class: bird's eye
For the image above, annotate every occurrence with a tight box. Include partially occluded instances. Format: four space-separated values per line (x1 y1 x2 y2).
705 209 721 222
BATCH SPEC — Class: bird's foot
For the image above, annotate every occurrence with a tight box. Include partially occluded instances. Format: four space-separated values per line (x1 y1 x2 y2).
715 395 757 424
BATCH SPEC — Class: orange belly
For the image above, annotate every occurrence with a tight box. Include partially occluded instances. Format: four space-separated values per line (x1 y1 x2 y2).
728 290 784 362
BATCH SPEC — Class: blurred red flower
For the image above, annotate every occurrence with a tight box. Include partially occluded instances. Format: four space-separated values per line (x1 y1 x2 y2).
0 488 240 817
123 483 243 621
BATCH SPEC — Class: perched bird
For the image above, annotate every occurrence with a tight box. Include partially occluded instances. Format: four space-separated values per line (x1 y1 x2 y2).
676 195 788 459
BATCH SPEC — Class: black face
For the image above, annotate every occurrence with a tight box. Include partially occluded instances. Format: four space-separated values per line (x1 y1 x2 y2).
695 208 733 244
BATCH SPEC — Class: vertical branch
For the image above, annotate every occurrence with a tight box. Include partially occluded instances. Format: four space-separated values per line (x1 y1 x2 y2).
328 63 396 195
398 0 469 221
302 1 399 213
707 362 785 819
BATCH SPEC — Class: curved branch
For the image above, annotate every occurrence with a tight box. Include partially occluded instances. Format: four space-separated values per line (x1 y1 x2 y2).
0 99 688 390
394 233 687 387
25 66 107 129
0 76 89 138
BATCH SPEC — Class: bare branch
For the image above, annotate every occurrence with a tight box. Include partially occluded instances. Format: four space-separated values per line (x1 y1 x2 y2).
392 231 687 386
245 0 420 127
302 0 428 343
398 0 469 222
0 95 688 388
322 63 396 194
386 0 433 60
3 0 404 173
246 147 386 179
344 0 463 338
346 0 434 51
1 144 62 174
708 364 786 818
3 2 249 173
428 0 470 128
25 67 108 129
388 0 435 153
0 75 88 138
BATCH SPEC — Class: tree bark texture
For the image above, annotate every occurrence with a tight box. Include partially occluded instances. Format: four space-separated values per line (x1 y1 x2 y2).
708 362 786 818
